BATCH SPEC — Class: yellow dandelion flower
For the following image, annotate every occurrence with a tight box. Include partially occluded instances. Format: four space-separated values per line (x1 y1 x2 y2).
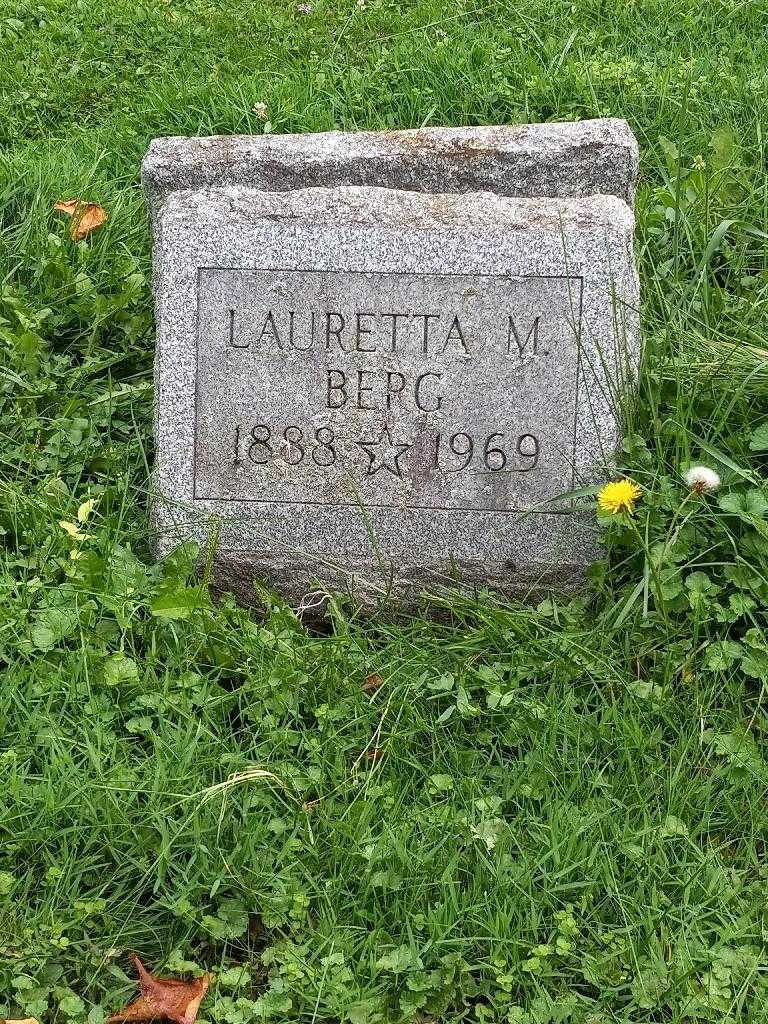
597 478 642 515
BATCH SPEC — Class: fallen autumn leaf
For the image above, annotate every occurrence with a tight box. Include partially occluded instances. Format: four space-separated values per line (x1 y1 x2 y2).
107 954 211 1024
54 199 108 240
361 747 385 764
362 672 384 694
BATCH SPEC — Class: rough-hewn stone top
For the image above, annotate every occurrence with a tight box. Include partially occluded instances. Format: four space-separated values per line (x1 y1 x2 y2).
142 119 639 224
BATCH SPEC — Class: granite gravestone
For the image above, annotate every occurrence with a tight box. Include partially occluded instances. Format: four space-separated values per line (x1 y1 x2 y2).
143 121 639 607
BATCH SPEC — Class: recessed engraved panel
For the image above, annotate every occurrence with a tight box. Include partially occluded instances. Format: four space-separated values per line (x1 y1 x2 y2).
193 269 582 512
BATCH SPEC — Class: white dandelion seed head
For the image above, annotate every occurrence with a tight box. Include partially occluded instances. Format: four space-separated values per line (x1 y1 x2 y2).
684 465 721 493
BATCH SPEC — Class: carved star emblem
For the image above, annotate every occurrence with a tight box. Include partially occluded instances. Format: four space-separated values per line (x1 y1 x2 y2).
356 424 412 479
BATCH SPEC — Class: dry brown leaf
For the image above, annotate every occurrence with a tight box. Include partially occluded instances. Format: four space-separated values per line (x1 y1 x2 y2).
54 199 108 240
107 954 211 1024
361 747 385 764
2 1018 40 1024
362 672 384 694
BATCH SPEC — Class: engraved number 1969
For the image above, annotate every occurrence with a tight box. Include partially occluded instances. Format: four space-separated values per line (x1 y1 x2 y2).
434 431 540 472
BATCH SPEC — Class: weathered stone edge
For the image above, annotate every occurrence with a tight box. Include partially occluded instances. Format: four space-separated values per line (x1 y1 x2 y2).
158 184 636 236
142 119 639 223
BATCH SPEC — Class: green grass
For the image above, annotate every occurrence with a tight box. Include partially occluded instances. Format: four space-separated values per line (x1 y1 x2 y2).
2 1 768 1021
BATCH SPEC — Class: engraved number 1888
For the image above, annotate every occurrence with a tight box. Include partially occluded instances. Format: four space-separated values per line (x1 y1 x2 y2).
235 424 337 467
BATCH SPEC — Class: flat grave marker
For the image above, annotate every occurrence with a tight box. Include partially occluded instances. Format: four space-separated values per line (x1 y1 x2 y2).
145 136 639 607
